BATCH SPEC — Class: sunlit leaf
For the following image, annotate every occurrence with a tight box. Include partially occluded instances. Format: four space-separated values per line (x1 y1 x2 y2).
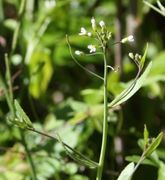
158 162 165 180
144 132 163 157
126 155 157 167
117 162 135 180
140 43 148 69
29 48 53 98
144 124 149 149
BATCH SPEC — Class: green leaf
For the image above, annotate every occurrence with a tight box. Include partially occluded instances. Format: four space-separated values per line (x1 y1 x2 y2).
109 61 152 108
144 124 149 149
140 43 148 69
126 155 157 167
117 162 135 180
57 135 98 169
13 99 33 128
158 162 165 180
144 132 163 157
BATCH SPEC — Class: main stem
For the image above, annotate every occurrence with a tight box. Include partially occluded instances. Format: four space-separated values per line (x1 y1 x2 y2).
96 47 108 180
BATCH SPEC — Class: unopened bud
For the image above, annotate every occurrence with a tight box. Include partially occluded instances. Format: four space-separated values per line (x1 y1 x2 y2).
128 52 134 59
91 17 96 30
121 35 134 43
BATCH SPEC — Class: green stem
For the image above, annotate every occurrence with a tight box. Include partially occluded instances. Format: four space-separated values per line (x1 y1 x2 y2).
143 0 165 17
129 154 145 179
20 130 37 180
11 0 26 53
96 47 108 180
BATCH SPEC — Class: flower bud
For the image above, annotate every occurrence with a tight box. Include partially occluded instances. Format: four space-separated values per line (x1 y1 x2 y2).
91 17 96 31
99 20 105 28
79 27 87 36
128 52 134 59
87 32 92 37
121 35 134 43
75 50 83 56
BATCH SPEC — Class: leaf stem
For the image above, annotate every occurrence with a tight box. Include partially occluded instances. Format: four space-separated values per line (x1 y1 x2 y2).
96 47 108 180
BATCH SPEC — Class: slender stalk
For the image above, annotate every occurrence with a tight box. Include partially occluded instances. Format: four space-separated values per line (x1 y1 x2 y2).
96 47 108 180
20 130 37 180
129 153 145 180
5 54 13 103
11 0 26 53
143 0 165 17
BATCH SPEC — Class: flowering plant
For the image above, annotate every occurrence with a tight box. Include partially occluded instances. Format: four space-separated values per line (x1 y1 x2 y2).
66 18 154 180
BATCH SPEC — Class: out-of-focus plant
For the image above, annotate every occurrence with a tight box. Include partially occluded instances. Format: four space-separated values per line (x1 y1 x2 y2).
143 0 165 17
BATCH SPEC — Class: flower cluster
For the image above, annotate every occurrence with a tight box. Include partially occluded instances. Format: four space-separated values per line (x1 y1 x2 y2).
75 17 134 56
129 52 142 61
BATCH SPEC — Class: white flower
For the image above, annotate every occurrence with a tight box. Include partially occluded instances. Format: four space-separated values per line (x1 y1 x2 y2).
127 35 134 42
121 35 134 43
91 17 96 30
79 27 87 36
87 44 96 53
99 20 105 28
75 50 83 56
87 32 92 37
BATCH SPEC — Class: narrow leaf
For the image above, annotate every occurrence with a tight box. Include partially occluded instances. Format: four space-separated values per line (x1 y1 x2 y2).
57 135 98 168
14 99 33 128
140 43 148 69
126 155 157 167
109 61 152 108
144 132 163 157
144 124 149 149
117 162 135 180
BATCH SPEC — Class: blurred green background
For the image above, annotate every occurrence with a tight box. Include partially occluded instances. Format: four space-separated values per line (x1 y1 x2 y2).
0 0 165 179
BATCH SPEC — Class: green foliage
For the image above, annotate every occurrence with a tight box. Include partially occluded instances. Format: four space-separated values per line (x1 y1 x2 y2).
8 100 33 129
29 48 53 98
0 0 164 179
143 132 163 157
124 126 163 179
109 49 152 108
117 162 135 180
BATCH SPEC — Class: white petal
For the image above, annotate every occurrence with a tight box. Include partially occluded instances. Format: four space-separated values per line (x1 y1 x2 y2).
75 50 83 55
128 35 134 42
99 20 105 27
87 32 92 36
